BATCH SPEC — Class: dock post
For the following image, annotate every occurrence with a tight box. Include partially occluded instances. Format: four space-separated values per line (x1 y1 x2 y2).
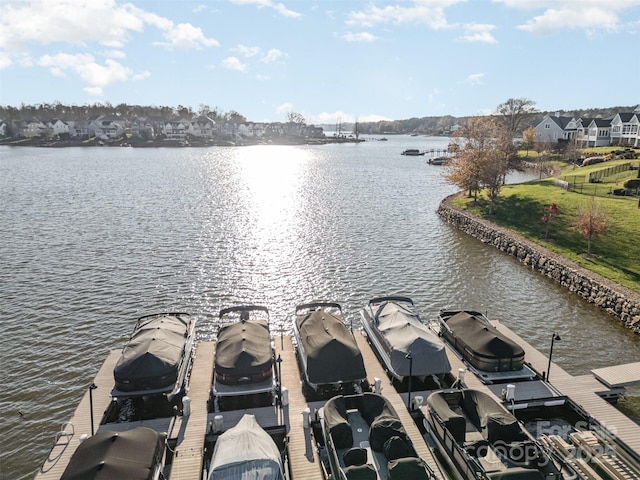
546 333 561 382
89 383 97 436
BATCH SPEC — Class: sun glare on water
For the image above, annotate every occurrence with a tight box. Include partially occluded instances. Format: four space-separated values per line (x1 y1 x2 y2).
231 145 313 304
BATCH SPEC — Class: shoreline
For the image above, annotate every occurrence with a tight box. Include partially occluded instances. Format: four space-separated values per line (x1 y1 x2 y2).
437 194 640 335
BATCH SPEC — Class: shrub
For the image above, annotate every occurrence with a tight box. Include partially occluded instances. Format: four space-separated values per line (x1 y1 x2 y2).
623 178 640 190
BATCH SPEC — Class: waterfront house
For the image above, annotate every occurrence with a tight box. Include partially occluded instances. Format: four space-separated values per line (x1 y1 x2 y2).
578 118 613 147
610 109 640 147
46 119 70 137
89 115 126 139
533 113 574 143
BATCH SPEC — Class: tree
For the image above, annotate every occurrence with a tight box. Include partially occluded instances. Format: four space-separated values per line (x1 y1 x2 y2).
495 98 538 137
542 203 558 240
522 127 535 157
445 116 514 214
286 112 306 125
573 197 607 256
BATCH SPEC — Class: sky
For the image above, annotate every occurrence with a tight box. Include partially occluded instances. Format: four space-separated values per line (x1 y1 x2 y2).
1 0 639 124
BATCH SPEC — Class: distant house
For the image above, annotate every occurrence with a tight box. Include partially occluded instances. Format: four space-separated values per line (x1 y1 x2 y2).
610 108 639 147
47 118 70 137
163 120 189 140
533 114 574 143
89 115 126 139
130 118 155 139
302 125 324 138
0 121 8 137
578 118 612 147
14 118 47 137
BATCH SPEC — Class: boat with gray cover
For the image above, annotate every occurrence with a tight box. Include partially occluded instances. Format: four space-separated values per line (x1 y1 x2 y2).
360 297 451 382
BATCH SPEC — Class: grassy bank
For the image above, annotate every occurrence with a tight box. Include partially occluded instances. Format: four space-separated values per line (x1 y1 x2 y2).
451 160 640 293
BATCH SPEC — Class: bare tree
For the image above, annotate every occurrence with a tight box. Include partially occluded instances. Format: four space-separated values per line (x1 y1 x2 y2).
573 197 607 256
495 98 538 138
286 112 306 125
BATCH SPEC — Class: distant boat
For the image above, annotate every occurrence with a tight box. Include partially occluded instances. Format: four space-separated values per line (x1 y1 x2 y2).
428 156 450 165
401 149 425 156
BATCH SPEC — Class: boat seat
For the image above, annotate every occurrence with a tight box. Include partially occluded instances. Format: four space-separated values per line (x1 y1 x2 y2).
344 463 377 480
369 415 407 452
388 457 432 480
483 412 526 444
324 396 353 449
343 447 368 467
383 435 417 461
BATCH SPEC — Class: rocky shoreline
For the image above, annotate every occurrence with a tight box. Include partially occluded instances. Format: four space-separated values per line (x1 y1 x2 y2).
437 195 640 334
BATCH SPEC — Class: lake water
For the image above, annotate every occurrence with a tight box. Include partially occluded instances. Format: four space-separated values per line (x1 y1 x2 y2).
1 135 639 480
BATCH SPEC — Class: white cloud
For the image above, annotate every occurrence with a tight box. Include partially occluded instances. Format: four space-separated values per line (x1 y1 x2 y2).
222 56 248 72
233 44 261 57
261 49 286 63
464 73 484 85
276 102 294 114
154 23 219 50
458 24 497 43
37 53 147 96
229 0 302 18
345 1 465 29
256 74 271 81
0 0 144 51
493 0 640 35
343 31 378 42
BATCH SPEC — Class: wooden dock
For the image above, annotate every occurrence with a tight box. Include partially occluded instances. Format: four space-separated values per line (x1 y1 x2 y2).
493 321 640 454
592 361 640 388
170 341 214 479
274 334 326 480
33 322 640 480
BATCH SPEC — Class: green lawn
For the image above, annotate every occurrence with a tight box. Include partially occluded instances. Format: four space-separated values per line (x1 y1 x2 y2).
451 168 640 293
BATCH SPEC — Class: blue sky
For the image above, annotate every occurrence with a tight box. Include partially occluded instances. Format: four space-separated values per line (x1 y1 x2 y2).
1 0 639 124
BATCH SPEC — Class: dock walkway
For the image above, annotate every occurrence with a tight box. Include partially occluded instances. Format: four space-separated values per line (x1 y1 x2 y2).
274 334 326 480
494 321 640 453
592 362 640 388
170 341 214 480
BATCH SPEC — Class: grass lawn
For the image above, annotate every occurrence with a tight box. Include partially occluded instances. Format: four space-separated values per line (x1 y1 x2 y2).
451 165 640 293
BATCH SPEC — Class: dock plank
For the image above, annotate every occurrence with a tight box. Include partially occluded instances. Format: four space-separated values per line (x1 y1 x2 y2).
275 335 325 480
169 341 214 480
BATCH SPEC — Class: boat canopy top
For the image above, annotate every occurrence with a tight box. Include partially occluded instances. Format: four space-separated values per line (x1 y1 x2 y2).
208 414 283 480
61 427 166 480
113 313 193 394
215 320 273 380
296 309 367 385
445 312 525 361
374 300 451 377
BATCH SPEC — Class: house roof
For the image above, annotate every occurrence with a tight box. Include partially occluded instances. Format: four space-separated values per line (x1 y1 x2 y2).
547 115 574 129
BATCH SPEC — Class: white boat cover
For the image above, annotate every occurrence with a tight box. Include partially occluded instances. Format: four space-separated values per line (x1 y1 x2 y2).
376 302 451 377
209 414 283 480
